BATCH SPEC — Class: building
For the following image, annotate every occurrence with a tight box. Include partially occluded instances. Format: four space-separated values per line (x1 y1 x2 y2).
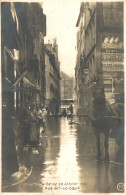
60 71 75 112
2 2 46 115
1 2 47 178
75 2 124 116
14 3 46 109
45 40 61 114
2 2 23 115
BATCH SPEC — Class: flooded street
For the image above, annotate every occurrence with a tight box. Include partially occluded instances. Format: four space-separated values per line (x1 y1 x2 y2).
7 117 124 193
2 2 124 194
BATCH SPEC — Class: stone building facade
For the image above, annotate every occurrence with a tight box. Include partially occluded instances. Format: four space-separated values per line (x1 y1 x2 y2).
45 41 61 114
60 71 75 112
75 2 124 115
14 3 46 108
2 2 22 115
60 71 74 100
1 2 47 180
2 2 46 115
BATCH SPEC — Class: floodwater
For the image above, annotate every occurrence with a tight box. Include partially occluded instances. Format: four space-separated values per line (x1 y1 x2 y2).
8 117 124 193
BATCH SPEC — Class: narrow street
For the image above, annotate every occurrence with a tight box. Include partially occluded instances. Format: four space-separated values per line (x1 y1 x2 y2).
1 2 124 194
7 117 124 193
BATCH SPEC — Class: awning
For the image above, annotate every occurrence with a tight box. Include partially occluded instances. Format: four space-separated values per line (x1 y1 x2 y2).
13 69 27 86
13 69 40 92
23 76 36 88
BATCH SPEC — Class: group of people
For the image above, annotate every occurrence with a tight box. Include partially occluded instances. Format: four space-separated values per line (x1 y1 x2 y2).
2 100 47 182
62 104 74 119
24 102 47 147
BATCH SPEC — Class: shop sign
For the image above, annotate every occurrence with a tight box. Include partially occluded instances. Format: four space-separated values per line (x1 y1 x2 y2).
102 42 123 49
102 49 124 53
102 53 123 61
102 63 124 71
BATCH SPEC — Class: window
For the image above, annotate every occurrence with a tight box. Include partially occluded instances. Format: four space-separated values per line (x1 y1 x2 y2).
103 79 112 92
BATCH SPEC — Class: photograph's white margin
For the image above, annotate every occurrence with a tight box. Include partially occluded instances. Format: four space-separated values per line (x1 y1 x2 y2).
0 0 125 195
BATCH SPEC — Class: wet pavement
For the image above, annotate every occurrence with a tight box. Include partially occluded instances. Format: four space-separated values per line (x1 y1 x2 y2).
5 117 124 193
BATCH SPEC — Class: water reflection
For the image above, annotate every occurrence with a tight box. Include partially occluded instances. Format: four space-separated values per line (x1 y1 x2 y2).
9 117 124 193
76 120 124 193
41 118 80 194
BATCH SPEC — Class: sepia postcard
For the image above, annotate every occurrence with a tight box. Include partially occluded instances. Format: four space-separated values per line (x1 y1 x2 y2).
1 0 125 194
